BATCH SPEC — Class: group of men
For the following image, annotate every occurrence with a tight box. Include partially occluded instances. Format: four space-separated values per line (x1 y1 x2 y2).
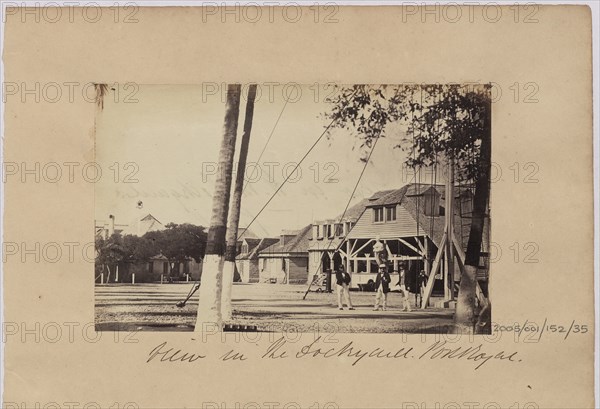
334 263 412 312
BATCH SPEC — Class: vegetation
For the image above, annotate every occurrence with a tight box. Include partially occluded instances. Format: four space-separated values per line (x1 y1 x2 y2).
95 223 207 276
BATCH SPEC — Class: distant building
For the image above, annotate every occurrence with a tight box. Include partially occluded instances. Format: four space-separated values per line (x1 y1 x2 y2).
236 237 280 283
95 213 164 239
236 227 258 255
95 213 203 284
257 226 312 284
121 214 164 236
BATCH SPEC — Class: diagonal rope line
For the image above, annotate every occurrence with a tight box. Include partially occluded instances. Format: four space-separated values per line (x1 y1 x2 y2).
177 88 356 306
238 88 359 239
303 132 383 299
242 97 289 193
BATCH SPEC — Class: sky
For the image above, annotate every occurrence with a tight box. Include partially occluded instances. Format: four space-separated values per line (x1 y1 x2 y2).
94 84 442 237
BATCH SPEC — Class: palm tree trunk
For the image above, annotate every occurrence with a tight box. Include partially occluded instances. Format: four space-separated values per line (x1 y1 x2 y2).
222 84 258 321
454 94 492 332
195 84 241 330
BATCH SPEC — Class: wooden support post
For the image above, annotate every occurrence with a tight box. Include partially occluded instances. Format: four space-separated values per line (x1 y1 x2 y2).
353 239 374 259
398 238 421 256
384 241 393 259
132 273 135 284
346 241 351 272
444 251 450 300
100 273 104 284
447 160 455 301
416 236 426 254
421 229 447 309
115 265 119 283
424 238 430 276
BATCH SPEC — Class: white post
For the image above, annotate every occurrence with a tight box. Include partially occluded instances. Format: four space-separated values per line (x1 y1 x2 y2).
100 273 104 284
115 265 119 282
346 240 351 272
222 260 236 319
132 273 135 284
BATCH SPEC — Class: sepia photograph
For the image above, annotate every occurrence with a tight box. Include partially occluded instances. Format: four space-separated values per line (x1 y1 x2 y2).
94 83 492 334
2 3 596 409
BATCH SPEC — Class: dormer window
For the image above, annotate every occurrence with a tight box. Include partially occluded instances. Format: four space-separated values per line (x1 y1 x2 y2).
373 207 384 223
386 206 396 221
335 223 343 237
241 244 248 254
316 225 323 239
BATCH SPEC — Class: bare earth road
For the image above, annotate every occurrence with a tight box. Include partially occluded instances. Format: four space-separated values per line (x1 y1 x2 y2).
95 283 454 333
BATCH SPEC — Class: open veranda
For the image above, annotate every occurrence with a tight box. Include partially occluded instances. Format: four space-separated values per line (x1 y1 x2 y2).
95 282 454 333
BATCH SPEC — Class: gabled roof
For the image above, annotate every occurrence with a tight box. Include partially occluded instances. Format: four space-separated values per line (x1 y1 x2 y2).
238 227 258 241
310 187 444 251
367 184 445 207
343 197 375 220
367 189 398 203
122 214 164 236
242 237 261 250
259 225 312 256
239 238 280 260
347 183 480 249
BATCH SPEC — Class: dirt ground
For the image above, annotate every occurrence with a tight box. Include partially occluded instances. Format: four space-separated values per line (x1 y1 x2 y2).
95 283 455 333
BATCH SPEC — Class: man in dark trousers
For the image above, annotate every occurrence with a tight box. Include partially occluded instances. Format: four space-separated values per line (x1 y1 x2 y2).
335 264 354 310
373 263 391 311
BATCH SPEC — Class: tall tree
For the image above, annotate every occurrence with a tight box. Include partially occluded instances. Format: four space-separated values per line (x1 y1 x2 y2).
222 84 258 321
195 84 241 329
143 223 207 275
455 93 491 333
95 233 126 282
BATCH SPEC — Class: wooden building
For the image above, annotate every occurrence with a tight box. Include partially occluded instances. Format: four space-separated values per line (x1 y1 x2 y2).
306 195 377 281
257 226 312 284
319 183 479 290
236 237 279 283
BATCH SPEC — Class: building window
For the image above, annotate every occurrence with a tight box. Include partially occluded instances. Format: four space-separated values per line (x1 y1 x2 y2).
373 207 384 223
335 223 343 237
386 206 396 222
327 224 334 238
241 244 248 254
316 225 322 239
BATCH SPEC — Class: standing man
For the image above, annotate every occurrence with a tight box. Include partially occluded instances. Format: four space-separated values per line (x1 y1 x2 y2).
397 263 412 312
373 264 391 311
416 269 428 308
335 264 354 310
